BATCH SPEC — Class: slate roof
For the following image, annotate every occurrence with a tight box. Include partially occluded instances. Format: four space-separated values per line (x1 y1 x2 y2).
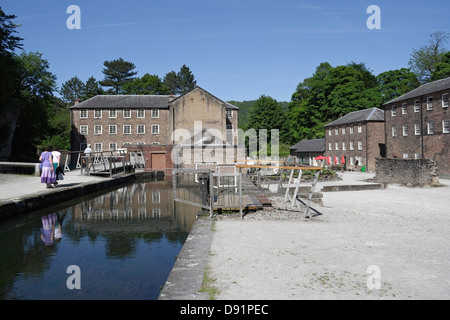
69 95 172 109
324 107 384 128
384 76 450 105
290 138 325 153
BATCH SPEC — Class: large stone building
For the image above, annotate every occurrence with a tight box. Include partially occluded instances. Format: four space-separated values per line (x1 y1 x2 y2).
383 76 450 176
324 107 385 172
69 87 240 169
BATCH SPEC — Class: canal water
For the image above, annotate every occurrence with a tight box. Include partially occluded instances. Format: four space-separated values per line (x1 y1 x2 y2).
0 176 201 300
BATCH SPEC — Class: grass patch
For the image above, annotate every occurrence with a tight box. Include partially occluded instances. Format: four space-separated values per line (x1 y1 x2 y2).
199 266 220 300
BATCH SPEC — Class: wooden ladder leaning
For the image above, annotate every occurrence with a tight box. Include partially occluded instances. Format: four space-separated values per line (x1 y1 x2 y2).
284 169 321 219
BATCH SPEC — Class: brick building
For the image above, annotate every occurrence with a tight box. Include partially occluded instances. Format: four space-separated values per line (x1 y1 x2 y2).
69 87 240 169
290 139 325 166
324 108 385 172
383 76 450 176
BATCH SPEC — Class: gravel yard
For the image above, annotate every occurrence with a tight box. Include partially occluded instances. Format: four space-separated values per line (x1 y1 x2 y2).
206 174 450 300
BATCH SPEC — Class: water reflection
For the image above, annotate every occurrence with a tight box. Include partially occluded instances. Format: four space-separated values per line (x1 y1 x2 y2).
0 178 201 300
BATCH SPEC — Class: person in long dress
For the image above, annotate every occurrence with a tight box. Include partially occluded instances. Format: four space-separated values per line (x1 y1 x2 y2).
39 145 57 188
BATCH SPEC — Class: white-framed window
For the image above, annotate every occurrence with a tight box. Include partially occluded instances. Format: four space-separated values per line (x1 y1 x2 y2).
402 103 408 115
335 142 339 151
328 129 332 136
427 122 434 135
427 97 433 111
226 110 233 118
335 128 339 135
94 109 102 118
358 124 362 133
392 126 397 137
123 109 131 118
109 143 117 151
350 126 354 134
414 123 421 136
414 153 421 159
392 106 397 117
414 100 420 113
109 109 117 118
342 142 346 151
403 125 408 136
80 110 88 119
123 125 131 134
152 142 160 145
442 94 449 108
94 125 102 135
443 120 450 133
342 127 346 135
358 141 363 151
94 143 102 152
151 109 159 118
137 125 145 134
123 142 131 146
137 109 145 118
403 153 409 159
109 125 117 135
328 143 332 151
350 157 354 166
350 141 354 150
80 125 88 135
151 124 159 134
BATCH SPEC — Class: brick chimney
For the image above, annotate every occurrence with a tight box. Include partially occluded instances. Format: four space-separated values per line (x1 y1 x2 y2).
74 98 80 105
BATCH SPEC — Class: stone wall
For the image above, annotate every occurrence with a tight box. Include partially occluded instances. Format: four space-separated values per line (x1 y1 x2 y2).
375 158 440 186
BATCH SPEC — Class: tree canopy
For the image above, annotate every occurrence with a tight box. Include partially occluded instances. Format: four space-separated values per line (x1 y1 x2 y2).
99 57 137 94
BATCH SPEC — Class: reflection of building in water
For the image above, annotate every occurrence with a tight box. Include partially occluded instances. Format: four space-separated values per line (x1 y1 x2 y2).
72 180 200 232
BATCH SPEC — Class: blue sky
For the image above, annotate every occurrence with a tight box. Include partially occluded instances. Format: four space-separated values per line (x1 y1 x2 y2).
2 0 449 102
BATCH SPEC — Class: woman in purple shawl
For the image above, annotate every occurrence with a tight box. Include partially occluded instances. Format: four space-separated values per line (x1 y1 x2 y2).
39 145 57 188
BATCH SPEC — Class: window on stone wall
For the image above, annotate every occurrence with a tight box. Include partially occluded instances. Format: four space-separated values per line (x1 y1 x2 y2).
392 126 397 137
335 142 339 151
94 125 102 135
342 126 346 134
328 143 332 151
427 122 434 135
94 143 102 152
152 125 159 134
109 110 117 118
109 125 117 135
137 125 145 134
80 125 88 135
443 94 449 108
403 153 408 159
123 125 131 134
350 141 354 150
123 110 131 118
350 126 354 134
402 125 408 136
80 110 88 118
342 142 346 151
109 143 117 151
427 97 433 110
358 124 362 133
443 120 450 133
392 106 397 116
402 103 407 115
226 110 233 118
414 100 420 112
151 109 159 118
414 123 421 136
94 109 102 118
137 109 145 118
358 141 363 150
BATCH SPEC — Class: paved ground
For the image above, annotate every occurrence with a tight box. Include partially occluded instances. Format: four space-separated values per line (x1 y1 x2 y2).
0 170 105 203
207 172 450 300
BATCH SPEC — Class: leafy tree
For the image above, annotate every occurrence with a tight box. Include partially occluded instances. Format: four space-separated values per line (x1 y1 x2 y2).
177 64 196 94
99 57 137 94
60 76 85 104
122 73 168 95
163 65 197 95
409 31 449 83
0 7 23 160
246 95 289 156
84 76 104 100
376 68 420 103
12 51 57 160
431 51 450 81
287 62 383 144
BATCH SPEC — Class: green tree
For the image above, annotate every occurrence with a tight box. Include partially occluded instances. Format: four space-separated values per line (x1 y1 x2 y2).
84 76 104 100
12 51 57 160
246 95 289 156
409 31 449 83
431 51 450 81
163 65 197 95
122 73 168 95
60 76 85 104
0 7 23 160
288 62 383 144
99 57 137 94
376 68 420 103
